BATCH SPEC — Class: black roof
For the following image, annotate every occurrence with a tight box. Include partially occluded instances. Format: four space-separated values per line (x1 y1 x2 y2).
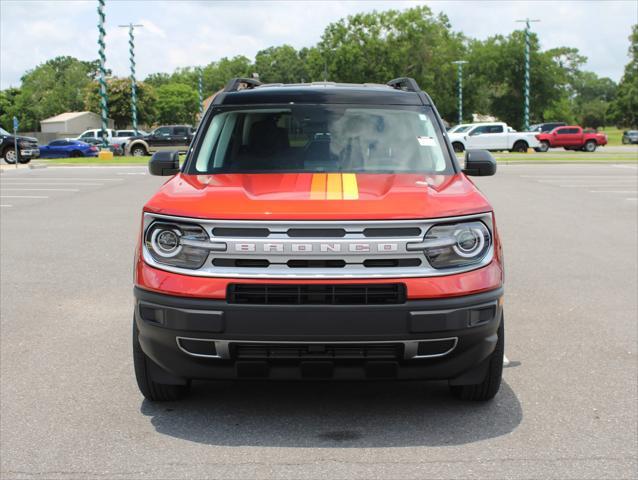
214 79 430 107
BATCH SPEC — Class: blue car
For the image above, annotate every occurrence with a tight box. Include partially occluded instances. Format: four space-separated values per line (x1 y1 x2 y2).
38 139 99 158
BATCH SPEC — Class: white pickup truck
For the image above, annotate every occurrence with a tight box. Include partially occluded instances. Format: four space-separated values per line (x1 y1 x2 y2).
447 122 539 153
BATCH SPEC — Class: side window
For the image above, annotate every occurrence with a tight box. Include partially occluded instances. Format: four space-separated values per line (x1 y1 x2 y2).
567 128 580 134
488 125 504 133
154 127 171 136
556 128 570 135
173 127 188 136
50 140 66 146
80 131 93 138
469 126 488 136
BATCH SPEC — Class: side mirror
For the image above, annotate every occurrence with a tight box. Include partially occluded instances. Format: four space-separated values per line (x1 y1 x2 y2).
463 150 496 176
149 151 180 176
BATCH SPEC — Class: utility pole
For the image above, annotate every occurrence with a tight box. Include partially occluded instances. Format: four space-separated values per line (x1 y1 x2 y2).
198 67 203 116
516 18 540 131
97 0 109 147
119 23 143 135
451 60 468 125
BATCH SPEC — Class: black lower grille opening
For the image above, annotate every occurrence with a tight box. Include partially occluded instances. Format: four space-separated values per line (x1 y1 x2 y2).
227 283 406 305
233 343 403 360
287 259 346 268
416 339 456 356
363 258 422 268
213 258 270 268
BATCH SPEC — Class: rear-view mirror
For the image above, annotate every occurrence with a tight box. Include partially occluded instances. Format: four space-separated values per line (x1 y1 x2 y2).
463 149 496 176
149 151 180 176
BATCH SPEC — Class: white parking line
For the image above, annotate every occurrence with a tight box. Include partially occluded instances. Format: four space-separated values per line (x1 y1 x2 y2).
627 198 637 201
0 182 103 186
0 204 13 207
589 190 638 194
0 195 49 199
0 177 123 181
0 188 79 192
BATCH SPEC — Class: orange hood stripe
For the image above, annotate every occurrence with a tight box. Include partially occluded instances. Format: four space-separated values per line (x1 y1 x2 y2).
310 173 359 200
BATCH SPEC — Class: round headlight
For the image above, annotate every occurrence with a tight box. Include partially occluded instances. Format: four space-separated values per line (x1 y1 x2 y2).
453 227 485 258
150 228 182 258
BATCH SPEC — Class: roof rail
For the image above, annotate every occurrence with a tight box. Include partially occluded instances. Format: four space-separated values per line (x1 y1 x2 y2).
223 77 263 93
386 77 420 92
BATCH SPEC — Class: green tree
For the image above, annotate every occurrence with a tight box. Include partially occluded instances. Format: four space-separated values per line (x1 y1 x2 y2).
155 83 198 125
13 56 103 130
0 88 21 130
310 6 467 121
466 32 571 129
610 24 638 127
84 77 157 128
144 72 172 89
254 45 308 83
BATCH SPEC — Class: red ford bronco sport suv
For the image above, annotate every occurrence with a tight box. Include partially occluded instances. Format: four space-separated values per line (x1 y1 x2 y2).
133 77 504 402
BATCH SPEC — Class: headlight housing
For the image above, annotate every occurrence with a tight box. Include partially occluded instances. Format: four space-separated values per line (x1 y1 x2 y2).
145 222 211 269
419 221 491 269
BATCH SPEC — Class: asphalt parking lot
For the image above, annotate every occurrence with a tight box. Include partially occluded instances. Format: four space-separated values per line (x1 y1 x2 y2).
1 163 637 479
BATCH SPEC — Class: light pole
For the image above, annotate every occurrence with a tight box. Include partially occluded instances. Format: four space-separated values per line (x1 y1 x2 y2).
198 67 203 116
118 23 143 135
516 18 540 131
97 0 108 147
451 60 468 125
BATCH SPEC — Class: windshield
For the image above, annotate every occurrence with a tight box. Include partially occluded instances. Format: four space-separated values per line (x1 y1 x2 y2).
189 105 453 174
0 127 10 136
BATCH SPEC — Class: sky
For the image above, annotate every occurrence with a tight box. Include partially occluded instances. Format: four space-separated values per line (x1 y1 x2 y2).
1 0 636 90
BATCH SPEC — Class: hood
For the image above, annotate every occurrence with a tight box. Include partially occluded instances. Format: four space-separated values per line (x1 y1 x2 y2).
144 172 491 220
16 135 38 143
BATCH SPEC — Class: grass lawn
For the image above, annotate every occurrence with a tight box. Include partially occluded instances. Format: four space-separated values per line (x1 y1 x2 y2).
598 127 624 146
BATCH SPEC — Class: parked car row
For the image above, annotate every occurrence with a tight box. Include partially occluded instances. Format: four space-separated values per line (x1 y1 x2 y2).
446 121 608 153
1 124 196 163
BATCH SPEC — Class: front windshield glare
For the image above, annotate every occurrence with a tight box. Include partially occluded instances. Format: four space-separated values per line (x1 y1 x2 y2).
192 106 452 174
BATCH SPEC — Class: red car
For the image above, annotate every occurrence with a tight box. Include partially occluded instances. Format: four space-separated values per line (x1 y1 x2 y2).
133 77 505 402
536 125 608 152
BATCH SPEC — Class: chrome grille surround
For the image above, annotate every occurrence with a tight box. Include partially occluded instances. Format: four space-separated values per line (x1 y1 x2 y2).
142 212 494 279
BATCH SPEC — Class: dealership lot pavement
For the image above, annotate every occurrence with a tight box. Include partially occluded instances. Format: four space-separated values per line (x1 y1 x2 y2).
1 163 636 479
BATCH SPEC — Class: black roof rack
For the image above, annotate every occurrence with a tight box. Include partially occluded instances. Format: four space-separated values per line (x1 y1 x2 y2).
386 77 421 92
223 77 262 93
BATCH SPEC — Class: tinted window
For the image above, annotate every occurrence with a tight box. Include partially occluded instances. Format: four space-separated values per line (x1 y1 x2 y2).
190 105 453 174
173 127 188 136
80 132 94 138
49 140 67 146
470 124 503 135
116 131 133 137
556 128 570 135
154 127 171 136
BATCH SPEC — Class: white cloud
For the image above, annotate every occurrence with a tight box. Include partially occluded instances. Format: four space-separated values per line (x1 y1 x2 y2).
1 0 636 89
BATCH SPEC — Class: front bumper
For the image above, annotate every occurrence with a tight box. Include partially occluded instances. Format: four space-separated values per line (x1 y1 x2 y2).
134 286 503 383
20 148 39 158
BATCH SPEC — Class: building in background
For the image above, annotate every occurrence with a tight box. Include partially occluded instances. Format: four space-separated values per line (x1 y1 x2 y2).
40 112 114 139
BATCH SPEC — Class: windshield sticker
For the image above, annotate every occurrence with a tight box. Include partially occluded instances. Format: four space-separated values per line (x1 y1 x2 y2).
417 136 436 146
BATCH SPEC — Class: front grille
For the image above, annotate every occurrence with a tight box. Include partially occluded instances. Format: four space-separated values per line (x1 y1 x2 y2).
227 283 406 305
232 343 403 360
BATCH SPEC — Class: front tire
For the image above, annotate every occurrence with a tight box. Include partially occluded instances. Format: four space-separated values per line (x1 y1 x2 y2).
131 145 147 157
584 140 597 152
538 141 550 153
2 147 17 164
70 150 83 158
450 314 504 401
452 142 464 153
133 319 190 402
